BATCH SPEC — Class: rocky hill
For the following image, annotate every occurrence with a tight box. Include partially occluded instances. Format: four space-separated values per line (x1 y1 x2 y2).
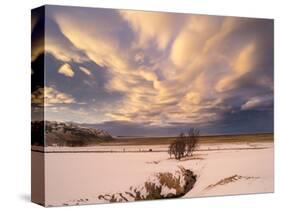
31 121 113 147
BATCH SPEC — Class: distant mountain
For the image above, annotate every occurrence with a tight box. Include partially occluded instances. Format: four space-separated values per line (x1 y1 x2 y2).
31 121 113 147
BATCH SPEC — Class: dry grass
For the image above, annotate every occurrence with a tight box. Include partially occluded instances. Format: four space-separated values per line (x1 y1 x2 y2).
98 167 196 202
205 175 260 190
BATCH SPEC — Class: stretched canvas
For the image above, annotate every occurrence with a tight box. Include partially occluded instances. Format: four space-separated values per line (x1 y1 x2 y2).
31 5 274 207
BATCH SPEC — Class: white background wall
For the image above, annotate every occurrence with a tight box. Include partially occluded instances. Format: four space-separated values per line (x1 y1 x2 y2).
0 0 279 211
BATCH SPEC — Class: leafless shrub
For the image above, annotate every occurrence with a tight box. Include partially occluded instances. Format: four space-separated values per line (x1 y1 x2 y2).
186 128 200 156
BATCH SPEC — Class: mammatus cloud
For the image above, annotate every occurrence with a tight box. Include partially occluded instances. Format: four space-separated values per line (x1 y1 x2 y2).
34 6 273 134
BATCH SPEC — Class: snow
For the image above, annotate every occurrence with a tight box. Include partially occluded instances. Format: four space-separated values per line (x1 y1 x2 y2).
33 141 273 206
185 145 274 198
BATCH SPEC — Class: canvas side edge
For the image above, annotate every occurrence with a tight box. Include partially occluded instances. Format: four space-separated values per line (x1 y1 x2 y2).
31 5 46 207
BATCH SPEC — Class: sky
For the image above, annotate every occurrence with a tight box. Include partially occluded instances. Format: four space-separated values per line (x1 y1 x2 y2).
31 5 274 136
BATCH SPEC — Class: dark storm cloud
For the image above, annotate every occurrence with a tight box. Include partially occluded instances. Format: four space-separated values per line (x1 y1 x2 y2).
206 110 273 135
83 108 273 137
84 121 190 137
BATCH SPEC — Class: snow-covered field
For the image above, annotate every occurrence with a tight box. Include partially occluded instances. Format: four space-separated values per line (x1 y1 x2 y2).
33 141 273 206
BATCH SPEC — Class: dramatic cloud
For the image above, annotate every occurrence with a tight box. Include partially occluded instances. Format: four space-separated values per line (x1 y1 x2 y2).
32 86 76 106
241 96 273 111
120 10 186 49
215 42 257 92
58 63 74 77
32 6 273 135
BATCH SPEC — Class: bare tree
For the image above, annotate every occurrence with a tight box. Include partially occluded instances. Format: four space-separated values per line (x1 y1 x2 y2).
186 128 200 156
168 133 186 160
168 128 200 160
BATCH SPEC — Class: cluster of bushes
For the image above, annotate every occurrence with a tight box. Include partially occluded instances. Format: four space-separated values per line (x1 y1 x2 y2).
168 128 200 160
